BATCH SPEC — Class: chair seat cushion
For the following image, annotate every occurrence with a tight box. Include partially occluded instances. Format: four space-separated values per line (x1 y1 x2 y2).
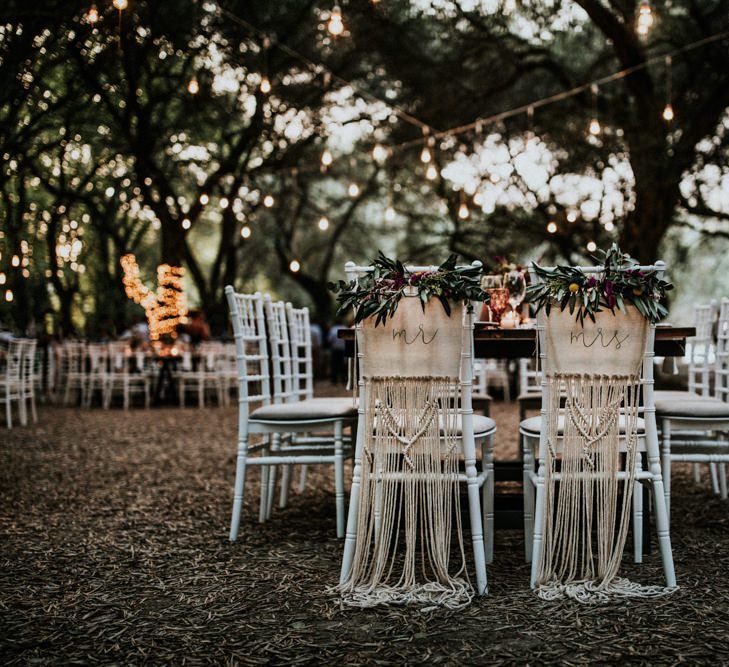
654 390 702 401
517 391 541 403
372 414 496 436
251 397 358 421
655 396 729 418
520 414 645 435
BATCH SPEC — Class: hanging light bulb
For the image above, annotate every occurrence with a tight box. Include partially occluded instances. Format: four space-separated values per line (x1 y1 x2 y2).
321 149 333 167
473 192 484 206
426 164 438 180
263 194 274 208
420 145 432 163
181 218 191 229
260 76 271 94
547 221 557 234
348 182 360 197
0 273 5 284
5 289 13 302
289 260 301 273
384 205 396 222
199 193 209 205
458 201 469 220
586 241 597 253
113 0 127 10
372 144 388 164
11 255 20 267
187 77 199 95
318 216 330 231
589 118 601 135
241 226 251 238
327 6 345 36
662 56 674 123
662 103 674 122
86 5 99 24
636 1 654 37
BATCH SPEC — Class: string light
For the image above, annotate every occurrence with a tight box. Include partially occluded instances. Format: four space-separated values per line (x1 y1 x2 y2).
547 221 557 234
458 193 469 220
199 193 209 205
372 144 388 163
348 182 360 197
260 76 271 94
4 289 12 303
636 1 654 37
426 163 438 180
263 194 274 208
241 225 251 238
11 255 20 267
181 218 191 229
86 5 99 24
586 241 597 252
327 6 344 36
384 204 396 222
289 260 301 272
318 216 330 230
187 77 199 95
420 145 432 164
589 84 601 135
0 273 5 284
112 0 127 10
321 149 333 168
662 56 674 122
121 254 187 341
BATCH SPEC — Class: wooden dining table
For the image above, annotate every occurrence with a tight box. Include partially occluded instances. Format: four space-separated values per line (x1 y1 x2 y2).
339 323 695 359
338 322 695 534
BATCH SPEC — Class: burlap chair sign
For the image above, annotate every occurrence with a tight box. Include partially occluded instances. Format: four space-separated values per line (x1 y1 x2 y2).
338 291 474 609
535 304 669 601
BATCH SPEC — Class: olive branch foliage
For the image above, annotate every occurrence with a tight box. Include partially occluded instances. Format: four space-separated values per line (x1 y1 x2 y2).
525 244 673 325
328 252 489 326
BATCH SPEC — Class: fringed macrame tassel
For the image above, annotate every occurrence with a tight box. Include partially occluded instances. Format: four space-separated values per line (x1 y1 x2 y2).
536 373 672 603
337 376 473 611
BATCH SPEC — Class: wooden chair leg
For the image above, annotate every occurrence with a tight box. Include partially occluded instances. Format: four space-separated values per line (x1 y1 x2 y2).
633 454 643 563
334 421 345 538
229 434 249 541
523 435 535 563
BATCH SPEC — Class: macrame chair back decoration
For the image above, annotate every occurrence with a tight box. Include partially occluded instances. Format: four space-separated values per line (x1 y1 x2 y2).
339 279 475 610
535 281 669 602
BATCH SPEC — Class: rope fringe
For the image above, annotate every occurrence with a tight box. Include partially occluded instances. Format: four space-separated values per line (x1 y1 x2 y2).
535 373 672 603
337 376 473 610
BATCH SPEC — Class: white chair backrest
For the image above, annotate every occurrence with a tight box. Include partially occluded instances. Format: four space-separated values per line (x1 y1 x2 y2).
58 341 86 375
225 288 271 410
264 297 297 403
530 261 666 415
687 301 717 396
286 303 314 401
107 341 131 374
3 338 23 383
714 298 729 403
87 343 108 374
519 358 541 394
345 260 482 389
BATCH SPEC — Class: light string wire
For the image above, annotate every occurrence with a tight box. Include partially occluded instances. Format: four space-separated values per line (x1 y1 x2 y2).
216 5 729 157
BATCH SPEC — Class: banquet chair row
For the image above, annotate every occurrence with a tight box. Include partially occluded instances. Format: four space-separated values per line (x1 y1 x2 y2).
0 337 38 428
656 298 729 517
225 288 357 539
55 341 151 409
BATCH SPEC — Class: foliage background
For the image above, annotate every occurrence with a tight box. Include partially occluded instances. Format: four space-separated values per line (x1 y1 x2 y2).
1 0 728 335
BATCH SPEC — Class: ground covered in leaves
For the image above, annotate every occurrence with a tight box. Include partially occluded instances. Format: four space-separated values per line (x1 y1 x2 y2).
2 401 729 664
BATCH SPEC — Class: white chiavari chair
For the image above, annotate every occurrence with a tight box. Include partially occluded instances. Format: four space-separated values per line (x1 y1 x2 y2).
1 338 24 428
657 298 729 516
104 341 150 409
19 338 38 424
226 288 357 540
521 261 676 589
517 357 542 421
59 341 86 406
177 341 225 408
338 261 496 598
84 342 109 408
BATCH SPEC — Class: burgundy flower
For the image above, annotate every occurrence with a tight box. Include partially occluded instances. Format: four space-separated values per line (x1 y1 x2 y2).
586 275 598 288
603 279 617 308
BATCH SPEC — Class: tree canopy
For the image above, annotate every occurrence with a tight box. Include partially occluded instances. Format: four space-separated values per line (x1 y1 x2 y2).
1 0 728 335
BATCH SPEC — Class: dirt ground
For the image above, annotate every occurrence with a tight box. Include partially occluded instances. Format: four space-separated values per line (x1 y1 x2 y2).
1 399 729 664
